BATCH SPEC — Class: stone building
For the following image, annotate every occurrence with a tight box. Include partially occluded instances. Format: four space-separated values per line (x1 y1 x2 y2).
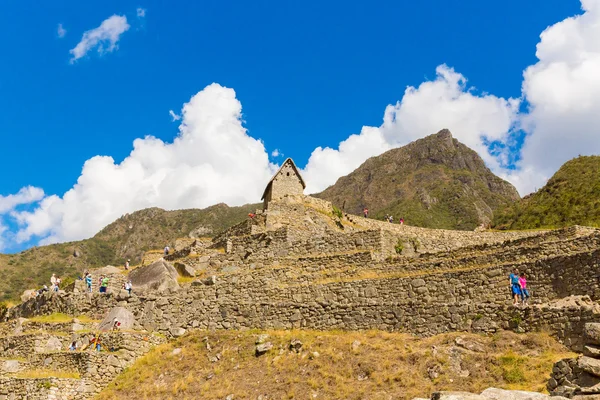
261 158 306 209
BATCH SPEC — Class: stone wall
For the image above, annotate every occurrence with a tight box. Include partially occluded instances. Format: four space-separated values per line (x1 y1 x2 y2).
0 377 96 400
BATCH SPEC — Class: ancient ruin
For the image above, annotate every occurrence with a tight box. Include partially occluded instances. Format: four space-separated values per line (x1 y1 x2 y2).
2 158 600 398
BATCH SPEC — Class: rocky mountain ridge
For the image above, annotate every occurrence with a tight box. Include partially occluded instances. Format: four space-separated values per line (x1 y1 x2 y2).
316 129 521 230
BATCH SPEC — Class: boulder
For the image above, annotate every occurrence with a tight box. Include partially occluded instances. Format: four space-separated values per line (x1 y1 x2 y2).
585 324 600 345
20 289 36 303
455 336 485 353
35 336 63 353
579 356 600 377
584 345 600 358
174 262 196 278
480 388 557 400
170 327 186 337
2 360 20 373
255 342 273 356
432 392 486 400
98 307 136 332
128 259 180 293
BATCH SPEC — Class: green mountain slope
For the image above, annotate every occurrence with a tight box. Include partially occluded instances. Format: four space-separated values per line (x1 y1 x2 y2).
0 203 259 301
316 129 520 230
493 156 600 230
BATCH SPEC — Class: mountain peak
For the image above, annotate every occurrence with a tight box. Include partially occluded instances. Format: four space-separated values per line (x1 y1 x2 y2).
316 131 519 230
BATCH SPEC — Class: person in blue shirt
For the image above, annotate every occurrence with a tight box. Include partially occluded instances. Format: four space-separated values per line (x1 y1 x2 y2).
509 268 522 306
85 273 93 293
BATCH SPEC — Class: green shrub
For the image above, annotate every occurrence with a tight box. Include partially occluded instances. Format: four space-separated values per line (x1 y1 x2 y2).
332 206 343 219
394 239 404 254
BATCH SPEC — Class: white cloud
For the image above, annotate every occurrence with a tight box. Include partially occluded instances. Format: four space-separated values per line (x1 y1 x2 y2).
137 8 146 18
0 186 45 214
302 65 519 194
512 0 600 192
271 149 282 157
69 15 130 63
169 110 181 121
57 23 67 38
13 84 276 244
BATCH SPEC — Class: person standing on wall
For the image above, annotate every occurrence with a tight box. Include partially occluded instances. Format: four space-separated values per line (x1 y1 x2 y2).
363 208 369 218
509 268 522 306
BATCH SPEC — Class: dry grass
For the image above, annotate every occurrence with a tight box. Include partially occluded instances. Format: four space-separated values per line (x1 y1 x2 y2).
97 330 573 400
15 369 80 379
176 276 196 285
28 313 98 324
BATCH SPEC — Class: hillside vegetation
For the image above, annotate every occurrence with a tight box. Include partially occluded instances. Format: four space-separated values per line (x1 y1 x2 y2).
0 203 258 301
493 156 600 230
316 130 520 230
98 329 572 400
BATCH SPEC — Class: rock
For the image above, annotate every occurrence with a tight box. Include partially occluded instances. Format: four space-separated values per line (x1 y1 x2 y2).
170 327 186 337
585 324 600 345
2 360 20 373
309 351 320 359
13 317 28 334
128 259 180 293
573 396 600 400
73 250 81 257
172 348 182 356
98 307 136 332
411 279 426 288
256 334 269 344
204 275 217 286
174 262 196 278
585 345 600 358
20 289 36 302
255 342 273 356
455 336 485 353
225 395 234 400
579 356 600 377
352 340 361 351
480 388 557 400
432 392 486 400
38 336 63 352
107 355 121 367
289 339 303 353
115 289 131 301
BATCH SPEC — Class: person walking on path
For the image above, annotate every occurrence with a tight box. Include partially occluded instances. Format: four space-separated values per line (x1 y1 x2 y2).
509 268 522 306
85 273 92 293
363 208 369 218
124 259 130 270
164 246 170 256
519 273 530 306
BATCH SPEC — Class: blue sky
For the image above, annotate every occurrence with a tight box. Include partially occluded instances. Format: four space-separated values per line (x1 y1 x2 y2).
1 0 599 252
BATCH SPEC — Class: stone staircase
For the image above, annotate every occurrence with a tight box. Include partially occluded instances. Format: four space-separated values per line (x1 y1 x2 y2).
0 316 165 399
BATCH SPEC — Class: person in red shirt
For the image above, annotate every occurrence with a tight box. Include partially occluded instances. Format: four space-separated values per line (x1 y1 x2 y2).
363 208 369 218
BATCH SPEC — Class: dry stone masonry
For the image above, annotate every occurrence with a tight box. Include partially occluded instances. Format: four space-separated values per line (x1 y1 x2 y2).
2 160 600 398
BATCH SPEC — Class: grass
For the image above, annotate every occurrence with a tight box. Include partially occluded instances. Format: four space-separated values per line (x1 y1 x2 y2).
97 329 573 400
15 369 80 379
28 312 99 324
177 276 196 285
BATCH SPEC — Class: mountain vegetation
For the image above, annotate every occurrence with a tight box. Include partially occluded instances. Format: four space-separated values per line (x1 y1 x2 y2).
316 130 521 230
492 156 600 230
0 203 258 301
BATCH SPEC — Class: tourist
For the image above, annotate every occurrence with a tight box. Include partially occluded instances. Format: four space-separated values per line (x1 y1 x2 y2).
69 341 77 351
112 318 121 331
54 276 61 291
400 218 404 225
124 280 132 296
248 212 256 219
509 268 522 306
164 245 170 256
99 275 109 294
124 259 130 270
95 335 102 352
50 274 57 291
519 273 530 306
85 273 92 293
37 285 48 296
363 208 369 218
388 215 394 223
